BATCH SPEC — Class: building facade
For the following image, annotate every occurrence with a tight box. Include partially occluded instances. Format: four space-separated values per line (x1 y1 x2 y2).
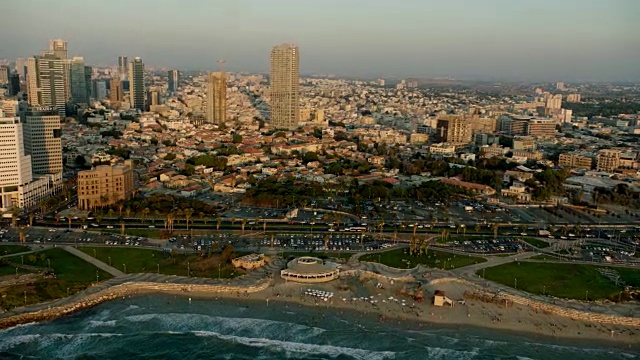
70 57 89 104
0 110 32 210
21 107 63 175
49 39 67 60
0 65 9 84
26 53 69 117
436 116 472 144
109 79 123 107
167 70 180 92
117 56 128 81
77 161 134 210
128 57 145 111
596 149 621 173
270 44 300 130
206 72 226 124
559 153 593 170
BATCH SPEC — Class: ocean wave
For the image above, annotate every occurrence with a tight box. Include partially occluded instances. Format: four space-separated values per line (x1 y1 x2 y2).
192 330 396 360
0 333 122 353
123 313 326 340
0 334 42 351
422 346 479 360
86 320 117 328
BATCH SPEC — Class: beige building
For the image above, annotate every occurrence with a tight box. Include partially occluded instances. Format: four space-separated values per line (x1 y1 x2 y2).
527 118 556 137
558 153 593 170
468 116 498 133
410 133 429 145
109 79 123 107
206 72 226 125
436 116 472 144
270 44 300 130
566 94 581 103
77 161 134 210
26 53 69 117
513 136 536 151
596 149 621 173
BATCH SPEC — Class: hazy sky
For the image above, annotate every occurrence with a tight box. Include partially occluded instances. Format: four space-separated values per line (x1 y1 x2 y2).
2 0 639 81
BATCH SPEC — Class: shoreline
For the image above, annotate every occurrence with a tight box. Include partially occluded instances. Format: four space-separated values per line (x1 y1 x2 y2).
0 276 639 349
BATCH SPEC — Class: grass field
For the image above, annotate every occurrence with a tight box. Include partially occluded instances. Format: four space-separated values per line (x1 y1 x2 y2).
478 262 638 300
0 244 32 256
0 265 29 277
0 248 114 310
520 238 550 249
359 248 486 270
79 246 243 279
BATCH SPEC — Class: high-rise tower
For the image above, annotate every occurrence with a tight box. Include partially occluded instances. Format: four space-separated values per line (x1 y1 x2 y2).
128 57 145 112
70 57 89 104
206 72 226 125
26 53 69 117
270 44 300 130
0 110 33 210
118 56 128 81
21 107 63 176
168 70 180 92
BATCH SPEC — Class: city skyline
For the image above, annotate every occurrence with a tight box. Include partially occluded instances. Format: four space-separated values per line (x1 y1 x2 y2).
2 0 639 82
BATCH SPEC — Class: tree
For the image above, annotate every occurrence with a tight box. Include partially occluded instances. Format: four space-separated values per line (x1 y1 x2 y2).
164 153 176 161
184 208 194 231
150 138 158 145
232 133 243 144
183 164 196 176
74 155 86 167
220 244 235 263
302 151 319 164
162 139 174 146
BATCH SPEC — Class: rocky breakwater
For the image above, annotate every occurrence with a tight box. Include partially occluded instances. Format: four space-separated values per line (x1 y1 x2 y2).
0 280 271 330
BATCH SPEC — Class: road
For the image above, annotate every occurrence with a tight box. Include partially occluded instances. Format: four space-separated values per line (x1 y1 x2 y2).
452 251 538 277
62 246 125 277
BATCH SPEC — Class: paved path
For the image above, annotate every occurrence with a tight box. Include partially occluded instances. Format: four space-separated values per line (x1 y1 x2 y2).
452 251 537 277
62 246 125 277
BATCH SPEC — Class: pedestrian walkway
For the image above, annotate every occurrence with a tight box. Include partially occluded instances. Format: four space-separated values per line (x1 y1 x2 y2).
62 246 125 277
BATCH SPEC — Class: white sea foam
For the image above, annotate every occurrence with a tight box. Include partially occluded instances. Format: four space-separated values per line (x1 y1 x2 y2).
86 320 117 328
124 312 325 340
0 334 41 351
192 330 395 360
422 346 479 360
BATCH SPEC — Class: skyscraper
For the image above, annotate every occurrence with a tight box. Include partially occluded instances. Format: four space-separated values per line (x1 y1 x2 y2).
118 56 128 81
0 65 9 84
93 80 107 100
109 78 123 107
26 53 69 117
168 70 180 92
0 109 33 210
15 58 28 79
49 39 68 60
21 107 63 176
70 57 89 104
206 72 226 125
270 44 300 130
8 73 20 96
436 116 472 144
128 57 145 111
84 66 92 99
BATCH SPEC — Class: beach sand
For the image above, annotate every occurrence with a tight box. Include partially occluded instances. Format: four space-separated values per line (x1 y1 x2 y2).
180 274 640 349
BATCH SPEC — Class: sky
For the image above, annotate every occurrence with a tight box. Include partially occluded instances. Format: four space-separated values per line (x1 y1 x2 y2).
2 0 639 82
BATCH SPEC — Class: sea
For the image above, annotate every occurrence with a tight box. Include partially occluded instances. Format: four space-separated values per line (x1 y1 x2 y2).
0 294 637 360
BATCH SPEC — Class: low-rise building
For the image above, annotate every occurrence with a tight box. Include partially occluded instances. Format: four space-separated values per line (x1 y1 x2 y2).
77 161 134 210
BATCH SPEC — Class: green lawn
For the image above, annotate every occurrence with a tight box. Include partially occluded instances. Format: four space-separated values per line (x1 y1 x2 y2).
0 245 32 256
0 265 30 277
615 267 640 288
520 238 550 249
99 228 164 238
79 247 243 279
479 262 633 300
359 248 486 270
0 248 114 310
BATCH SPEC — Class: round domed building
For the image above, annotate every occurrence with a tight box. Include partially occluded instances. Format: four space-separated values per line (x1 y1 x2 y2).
280 256 340 283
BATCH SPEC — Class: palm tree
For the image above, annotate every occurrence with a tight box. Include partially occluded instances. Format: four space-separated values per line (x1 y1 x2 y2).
323 233 330 252
216 218 222 232
68 216 72 230
107 208 115 219
492 223 500 239
125 207 131 218
28 213 35 227
184 208 194 231
263 220 267 232
474 223 481 233
241 218 247 235
142 208 150 223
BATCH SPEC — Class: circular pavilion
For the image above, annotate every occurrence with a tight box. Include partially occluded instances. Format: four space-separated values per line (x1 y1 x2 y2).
280 256 339 283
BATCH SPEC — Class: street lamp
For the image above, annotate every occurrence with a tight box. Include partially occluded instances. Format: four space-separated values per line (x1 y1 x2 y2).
108 256 111 266
586 290 589 301
218 263 221 280
123 264 126 274
96 269 99 283
157 263 160 274
514 278 518 290
187 261 190 276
